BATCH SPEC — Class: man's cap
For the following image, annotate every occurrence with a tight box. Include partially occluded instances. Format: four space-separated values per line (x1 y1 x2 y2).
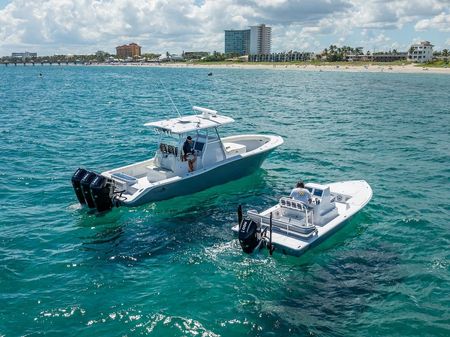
187 136 192 140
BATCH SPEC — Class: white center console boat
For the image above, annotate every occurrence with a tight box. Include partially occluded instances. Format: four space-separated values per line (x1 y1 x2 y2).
71 106 283 212
232 180 372 257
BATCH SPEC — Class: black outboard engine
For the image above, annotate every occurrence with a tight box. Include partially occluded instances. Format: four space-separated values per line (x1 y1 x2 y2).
80 171 97 208
90 175 114 212
71 168 88 204
238 218 261 254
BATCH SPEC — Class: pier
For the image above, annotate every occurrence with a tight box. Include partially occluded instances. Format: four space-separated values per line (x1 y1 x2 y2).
2 61 89 66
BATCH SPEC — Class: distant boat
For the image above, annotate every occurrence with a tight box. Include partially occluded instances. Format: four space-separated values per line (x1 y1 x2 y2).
72 106 283 212
208 72 213 76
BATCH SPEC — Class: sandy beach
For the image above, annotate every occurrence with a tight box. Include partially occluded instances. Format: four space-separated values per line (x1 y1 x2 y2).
98 62 450 75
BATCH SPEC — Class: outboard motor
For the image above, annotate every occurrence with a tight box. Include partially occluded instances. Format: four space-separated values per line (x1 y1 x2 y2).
80 171 97 208
90 175 114 212
71 168 88 204
238 218 261 254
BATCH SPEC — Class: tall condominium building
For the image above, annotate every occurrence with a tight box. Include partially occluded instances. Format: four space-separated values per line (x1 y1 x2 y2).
250 24 272 55
408 41 433 63
116 43 142 59
224 24 272 55
224 29 250 55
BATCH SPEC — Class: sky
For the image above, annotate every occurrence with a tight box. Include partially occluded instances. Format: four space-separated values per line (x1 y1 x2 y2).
0 0 449 56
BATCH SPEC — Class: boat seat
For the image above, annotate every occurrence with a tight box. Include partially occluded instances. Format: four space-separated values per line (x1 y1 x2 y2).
223 142 246 157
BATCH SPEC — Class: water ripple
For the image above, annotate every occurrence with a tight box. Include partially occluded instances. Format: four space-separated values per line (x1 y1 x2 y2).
1 66 449 336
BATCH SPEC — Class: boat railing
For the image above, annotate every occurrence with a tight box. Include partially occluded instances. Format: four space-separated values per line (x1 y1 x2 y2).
279 197 314 227
248 209 316 239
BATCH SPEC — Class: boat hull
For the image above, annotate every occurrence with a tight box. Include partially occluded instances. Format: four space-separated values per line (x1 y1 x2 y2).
264 212 358 257
122 149 272 207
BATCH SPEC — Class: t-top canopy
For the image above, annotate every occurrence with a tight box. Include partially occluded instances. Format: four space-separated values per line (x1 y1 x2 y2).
144 106 235 134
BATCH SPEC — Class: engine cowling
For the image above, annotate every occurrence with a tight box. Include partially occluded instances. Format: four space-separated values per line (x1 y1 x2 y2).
238 218 261 254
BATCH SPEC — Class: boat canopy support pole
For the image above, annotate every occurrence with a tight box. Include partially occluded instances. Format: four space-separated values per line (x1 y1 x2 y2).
201 129 208 168
269 212 274 256
214 127 227 159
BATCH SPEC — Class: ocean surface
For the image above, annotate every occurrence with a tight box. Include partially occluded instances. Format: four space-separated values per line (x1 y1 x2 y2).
0 65 449 336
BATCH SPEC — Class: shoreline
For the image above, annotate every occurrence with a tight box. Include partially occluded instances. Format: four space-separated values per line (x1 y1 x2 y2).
94 62 450 75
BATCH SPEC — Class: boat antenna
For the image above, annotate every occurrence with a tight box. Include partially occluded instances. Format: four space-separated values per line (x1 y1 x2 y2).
159 79 181 117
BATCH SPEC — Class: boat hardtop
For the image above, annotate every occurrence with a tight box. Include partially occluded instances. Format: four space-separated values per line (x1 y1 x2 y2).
233 180 372 256
144 106 234 134
71 106 283 212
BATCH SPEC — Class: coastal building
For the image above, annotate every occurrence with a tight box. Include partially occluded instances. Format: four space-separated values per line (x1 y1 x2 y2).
183 51 209 60
372 53 407 62
347 53 407 62
408 41 433 63
250 24 272 55
249 51 312 62
11 51 37 59
158 53 184 62
345 54 371 62
225 24 272 56
224 29 250 55
116 43 141 59
96 50 109 57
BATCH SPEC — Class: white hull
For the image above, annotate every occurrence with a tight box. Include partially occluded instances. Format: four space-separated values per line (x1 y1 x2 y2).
232 180 372 256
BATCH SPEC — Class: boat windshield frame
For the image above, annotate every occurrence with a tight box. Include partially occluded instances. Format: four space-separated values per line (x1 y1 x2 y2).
154 126 226 163
177 127 224 155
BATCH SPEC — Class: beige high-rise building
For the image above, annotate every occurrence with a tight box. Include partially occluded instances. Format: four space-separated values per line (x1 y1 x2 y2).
250 24 272 55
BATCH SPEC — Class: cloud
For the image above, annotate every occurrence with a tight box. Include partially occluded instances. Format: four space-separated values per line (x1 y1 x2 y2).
0 0 448 55
415 12 450 32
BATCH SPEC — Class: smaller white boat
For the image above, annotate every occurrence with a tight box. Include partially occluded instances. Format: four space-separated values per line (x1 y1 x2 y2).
232 180 372 256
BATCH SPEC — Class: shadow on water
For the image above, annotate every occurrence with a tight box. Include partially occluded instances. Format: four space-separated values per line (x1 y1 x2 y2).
73 170 273 264
224 212 404 336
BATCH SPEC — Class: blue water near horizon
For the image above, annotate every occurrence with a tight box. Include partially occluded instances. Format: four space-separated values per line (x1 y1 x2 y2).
1 65 449 336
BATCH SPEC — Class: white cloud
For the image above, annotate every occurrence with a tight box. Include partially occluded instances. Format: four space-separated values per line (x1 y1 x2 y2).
0 0 448 55
415 12 450 32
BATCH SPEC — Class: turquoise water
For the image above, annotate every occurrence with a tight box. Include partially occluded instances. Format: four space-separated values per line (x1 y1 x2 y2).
1 65 449 336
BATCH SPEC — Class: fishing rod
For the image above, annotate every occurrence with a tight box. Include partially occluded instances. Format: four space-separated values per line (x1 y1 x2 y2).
159 79 182 117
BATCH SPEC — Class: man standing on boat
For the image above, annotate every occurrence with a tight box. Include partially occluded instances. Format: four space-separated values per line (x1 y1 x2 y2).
183 136 196 172
290 181 312 205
